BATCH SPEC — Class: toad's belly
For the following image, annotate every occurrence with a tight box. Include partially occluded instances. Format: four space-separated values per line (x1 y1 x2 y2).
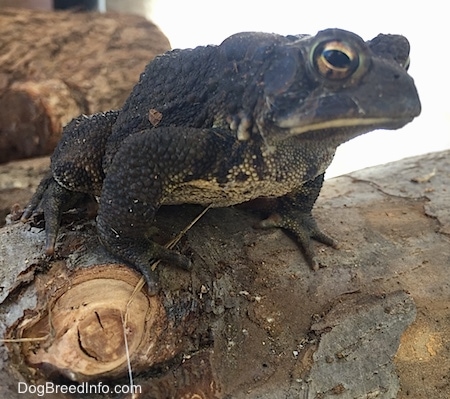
162 177 300 208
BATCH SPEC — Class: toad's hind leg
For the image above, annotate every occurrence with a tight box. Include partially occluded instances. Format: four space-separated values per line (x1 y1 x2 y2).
21 173 86 255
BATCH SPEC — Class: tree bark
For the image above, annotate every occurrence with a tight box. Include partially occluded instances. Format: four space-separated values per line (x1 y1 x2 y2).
0 8 170 163
0 150 449 398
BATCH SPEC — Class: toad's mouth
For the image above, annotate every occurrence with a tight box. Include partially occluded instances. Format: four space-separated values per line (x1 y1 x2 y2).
274 82 422 138
283 116 415 135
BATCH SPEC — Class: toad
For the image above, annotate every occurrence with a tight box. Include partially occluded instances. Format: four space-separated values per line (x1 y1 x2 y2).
22 29 421 292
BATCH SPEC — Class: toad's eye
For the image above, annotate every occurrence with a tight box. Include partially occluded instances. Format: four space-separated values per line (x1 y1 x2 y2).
313 40 359 80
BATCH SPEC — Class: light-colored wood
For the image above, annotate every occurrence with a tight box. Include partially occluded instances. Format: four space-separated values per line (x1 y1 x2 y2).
20 265 168 380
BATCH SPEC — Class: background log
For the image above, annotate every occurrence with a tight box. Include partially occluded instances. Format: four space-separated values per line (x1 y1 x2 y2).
0 150 449 398
0 8 170 163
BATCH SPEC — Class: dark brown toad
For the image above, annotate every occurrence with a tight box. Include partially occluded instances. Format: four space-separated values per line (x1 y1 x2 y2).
22 29 421 292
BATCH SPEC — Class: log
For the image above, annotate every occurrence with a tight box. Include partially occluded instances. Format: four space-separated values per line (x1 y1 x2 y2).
0 150 449 398
0 8 170 163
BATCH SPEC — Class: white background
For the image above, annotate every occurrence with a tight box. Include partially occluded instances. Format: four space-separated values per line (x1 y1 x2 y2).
149 0 449 178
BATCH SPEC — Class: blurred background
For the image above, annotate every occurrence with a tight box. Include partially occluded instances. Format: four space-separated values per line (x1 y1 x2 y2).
1 0 448 178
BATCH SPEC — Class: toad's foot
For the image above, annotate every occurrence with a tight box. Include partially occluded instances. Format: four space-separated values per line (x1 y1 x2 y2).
257 211 339 270
98 234 192 295
21 173 86 256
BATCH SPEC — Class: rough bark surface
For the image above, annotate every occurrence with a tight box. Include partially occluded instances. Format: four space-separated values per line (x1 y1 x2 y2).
0 8 170 163
0 150 449 398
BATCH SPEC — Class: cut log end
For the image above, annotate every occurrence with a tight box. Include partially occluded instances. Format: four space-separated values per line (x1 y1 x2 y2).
16 264 167 382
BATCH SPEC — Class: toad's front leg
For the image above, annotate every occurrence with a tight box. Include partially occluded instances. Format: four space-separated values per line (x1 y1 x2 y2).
258 173 338 270
97 127 217 293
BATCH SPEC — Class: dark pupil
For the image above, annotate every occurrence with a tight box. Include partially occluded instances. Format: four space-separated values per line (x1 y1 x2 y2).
323 49 351 68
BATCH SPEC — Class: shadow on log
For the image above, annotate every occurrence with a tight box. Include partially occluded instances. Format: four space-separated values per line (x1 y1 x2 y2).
0 150 449 398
